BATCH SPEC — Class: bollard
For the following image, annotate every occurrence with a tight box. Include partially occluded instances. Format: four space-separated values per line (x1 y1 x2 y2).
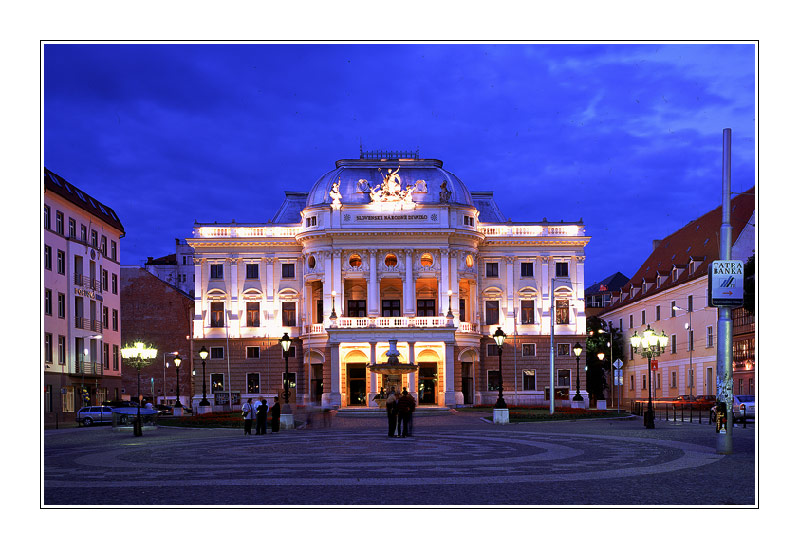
689 405 693 423
681 405 684 423
673 405 676 422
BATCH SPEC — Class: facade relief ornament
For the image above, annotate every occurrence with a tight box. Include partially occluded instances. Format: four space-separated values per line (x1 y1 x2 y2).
439 180 451 203
364 168 417 210
329 178 343 210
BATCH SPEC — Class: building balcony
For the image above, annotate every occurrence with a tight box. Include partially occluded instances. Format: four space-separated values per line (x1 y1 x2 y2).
304 317 481 334
74 317 103 333
74 360 103 376
73 274 102 291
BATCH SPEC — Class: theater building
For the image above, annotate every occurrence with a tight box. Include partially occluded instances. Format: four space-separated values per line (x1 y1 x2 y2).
187 152 590 409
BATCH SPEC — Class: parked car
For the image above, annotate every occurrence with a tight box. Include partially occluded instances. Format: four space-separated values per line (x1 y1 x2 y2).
102 400 138 408
76 406 115 426
154 404 174 415
695 395 716 405
674 395 696 404
733 395 756 420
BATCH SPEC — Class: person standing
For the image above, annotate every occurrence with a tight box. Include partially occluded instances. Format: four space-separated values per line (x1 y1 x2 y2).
271 396 281 433
398 388 415 438
255 398 268 435
386 387 398 438
406 389 416 437
242 398 256 435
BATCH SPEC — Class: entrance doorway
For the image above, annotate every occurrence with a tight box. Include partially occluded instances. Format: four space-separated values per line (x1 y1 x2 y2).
311 364 323 405
418 362 438 405
461 362 474 405
347 364 367 406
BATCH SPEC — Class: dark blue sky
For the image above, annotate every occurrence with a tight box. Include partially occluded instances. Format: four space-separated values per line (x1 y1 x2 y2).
43 43 755 286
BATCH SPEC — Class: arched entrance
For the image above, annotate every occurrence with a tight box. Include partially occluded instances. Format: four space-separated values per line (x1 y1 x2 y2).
416 349 441 405
343 350 369 406
459 348 478 405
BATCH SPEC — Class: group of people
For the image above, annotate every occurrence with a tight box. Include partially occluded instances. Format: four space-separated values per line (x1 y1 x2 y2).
385 386 416 438
241 397 281 435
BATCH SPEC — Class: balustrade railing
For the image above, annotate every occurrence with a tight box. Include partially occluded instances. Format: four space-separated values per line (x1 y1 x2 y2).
74 317 103 333
74 360 103 376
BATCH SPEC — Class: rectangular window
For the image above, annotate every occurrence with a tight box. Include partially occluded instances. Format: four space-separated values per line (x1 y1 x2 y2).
656 305 661 321
44 205 51 230
112 309 118 331
282 263 295 279
210 302 225 327
629 314 633 329
246 346 260 359
112 274 118 294
487 344 498 357
557 369 571 387
58 336 66 364
688 330 694 352
641 310 646 325
557 343 570 356
101 236 107 256
44 333 53 363
381 299 401 318
113 345 119 370
81 225 87 242
246 302 260 327
463 215 474 227
246 264 259 279
687 295 694 312
459 298 466 323
111 240 117 261
522 343 536 356
103 343 109 369
556 299 569 325
487 370 501 391
182 256 187 265
671 334 677 354
630 375 635 389
521 262 534 277
282 302 296 327
642 375 647 390
247 373 260 393
68 218 76 238
211 373 224 393
347 300 367 317
520 300 535 324
210 347 224 359
671 371 677 388
45 289 52 315
44 245 52 270
485 262 498 278
707 326 713 348
416 299 436 317
101 269 108 291
485 300 499 325
523 370 536 391
103 306 109 329
91 230 98 248
58 293 65 318
555 261 569 278
671 301 676 317
316 300 323 324
56 211 64 234
306 216 317 227
210 264 223 279
57 250 65 274
656 371 661 390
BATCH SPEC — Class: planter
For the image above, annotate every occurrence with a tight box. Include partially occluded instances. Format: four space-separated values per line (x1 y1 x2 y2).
596 400 607 410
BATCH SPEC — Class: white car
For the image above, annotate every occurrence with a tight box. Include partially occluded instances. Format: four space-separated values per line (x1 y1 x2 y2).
733 395 755 420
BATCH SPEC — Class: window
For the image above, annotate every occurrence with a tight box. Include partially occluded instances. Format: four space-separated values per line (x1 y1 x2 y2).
348 300 367 317
523 370 536 391
487 370 501 391
487 344 499 357
707 326 713 348
641 310 646 325
247 373 260 393
555 261 569 278
656 305 661 321
44 205 51 230
521 262 534 277
282 302 296 327
282 263 295 279
630 375 634 389
45 289 52 315
642 375 647 390
210 264 223 279
101 236 107 256
284 346 296 358
58 293 65 318
210 302 225 327
44 245 52 270
112 274 118 294
629 314 633 329
463 215 474 227
246 302 260 327
556 299 569 325
246 264 259 279
282 372 297 389
68 218 76 238
655 371 661 390
44 333 53 363
485 300 499 325
420 253 434 267
671 334 677 354
382 300 401 317
103 344 109 369
687 295 694 312
520 300 535 324
56 211 64 234
246 346 260 359
671 371 677 388
417 299 436 317
486 262 498 278
102 269 108 291
348 254 362 268
111 240 117 261
557 343 570 356
57 250 65 274
557 369 571 386
103 307 109 329
91 230 98 248
384 254 398 267
183 256 187 265
306 216 317 227
211 374 224 393
58 336 66 364
671 301 676 317
210 347 224 359
522 343 536 356
112 309 118 331
459 298 466 322
81 225 87 242
113 345 119 370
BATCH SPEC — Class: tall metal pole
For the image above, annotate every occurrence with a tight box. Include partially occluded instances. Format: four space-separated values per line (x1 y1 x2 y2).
549 277 555 415
717 128 734 454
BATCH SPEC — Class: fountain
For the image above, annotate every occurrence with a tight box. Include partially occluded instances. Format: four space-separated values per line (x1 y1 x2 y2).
368 339 417 408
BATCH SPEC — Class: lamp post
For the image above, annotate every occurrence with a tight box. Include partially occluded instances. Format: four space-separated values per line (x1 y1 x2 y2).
121 342 158 437
446 290 454 326
163 351 178 406
492 327 508 424
673 305 693 396
630 325 668 429
198 346 210 407
173 356 182 409
330 290 338 326
572 342 584 402
280 332 294 429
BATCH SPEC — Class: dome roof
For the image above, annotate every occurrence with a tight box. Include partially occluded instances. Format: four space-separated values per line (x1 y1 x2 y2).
306 158 474 208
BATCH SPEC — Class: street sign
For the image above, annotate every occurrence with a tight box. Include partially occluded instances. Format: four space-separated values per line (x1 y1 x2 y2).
613 359 623 369
708 260 744 307
652 359 658 371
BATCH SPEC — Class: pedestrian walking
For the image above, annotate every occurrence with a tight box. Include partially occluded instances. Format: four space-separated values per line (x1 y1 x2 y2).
242 398 256 435
397 388 415 438
271 396 281 433
386 387 398 438
406 389 416 436
255 398 268 435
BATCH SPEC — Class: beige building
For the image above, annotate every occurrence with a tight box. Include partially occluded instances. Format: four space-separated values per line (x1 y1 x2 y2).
43 168 125 425
186 152 591 410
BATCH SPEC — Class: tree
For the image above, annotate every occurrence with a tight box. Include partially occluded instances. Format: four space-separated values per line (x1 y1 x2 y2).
585 316 625 401
743 254 755 314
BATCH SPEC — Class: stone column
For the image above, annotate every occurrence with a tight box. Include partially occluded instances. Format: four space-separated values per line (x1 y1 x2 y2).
404 249 414 315
368 249 379 316
193 258 204 338
541 258 550 333
322 251 332 322
576 256 586 335
444 342 455 406
228 259 240 338
505 256 515 327
325 343 342 409
265 257 275 329
368 341 378 407
439 248 450 317
408 341 417 400
332 250 342 316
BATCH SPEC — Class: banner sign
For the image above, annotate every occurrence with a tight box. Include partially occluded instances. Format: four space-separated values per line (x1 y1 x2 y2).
708 260 744 307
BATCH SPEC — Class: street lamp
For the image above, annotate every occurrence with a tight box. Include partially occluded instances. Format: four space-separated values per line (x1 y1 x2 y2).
121 342 158 437
330 290 338 326
572 342 584 402
492 326 507 410
173 356 182 408
163 351 178 405
198 346 210 407
280 332 294 429
446 290 454 326
630 325 668 429
673 304 693 396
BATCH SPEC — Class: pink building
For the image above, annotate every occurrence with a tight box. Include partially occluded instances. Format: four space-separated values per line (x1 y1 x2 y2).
43 168 125 426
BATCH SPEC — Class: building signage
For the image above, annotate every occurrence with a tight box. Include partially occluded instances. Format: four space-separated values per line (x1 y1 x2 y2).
347 213 432 223
214 392 241 406
74 287 103 302
708 260 744 307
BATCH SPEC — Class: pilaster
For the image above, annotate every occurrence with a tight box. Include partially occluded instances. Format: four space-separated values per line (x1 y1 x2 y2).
440 248 450 316
403 249 414 315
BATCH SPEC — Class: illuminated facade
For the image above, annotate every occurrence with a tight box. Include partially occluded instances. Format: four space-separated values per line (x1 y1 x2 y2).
187 153 590 409
43 168 125 424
